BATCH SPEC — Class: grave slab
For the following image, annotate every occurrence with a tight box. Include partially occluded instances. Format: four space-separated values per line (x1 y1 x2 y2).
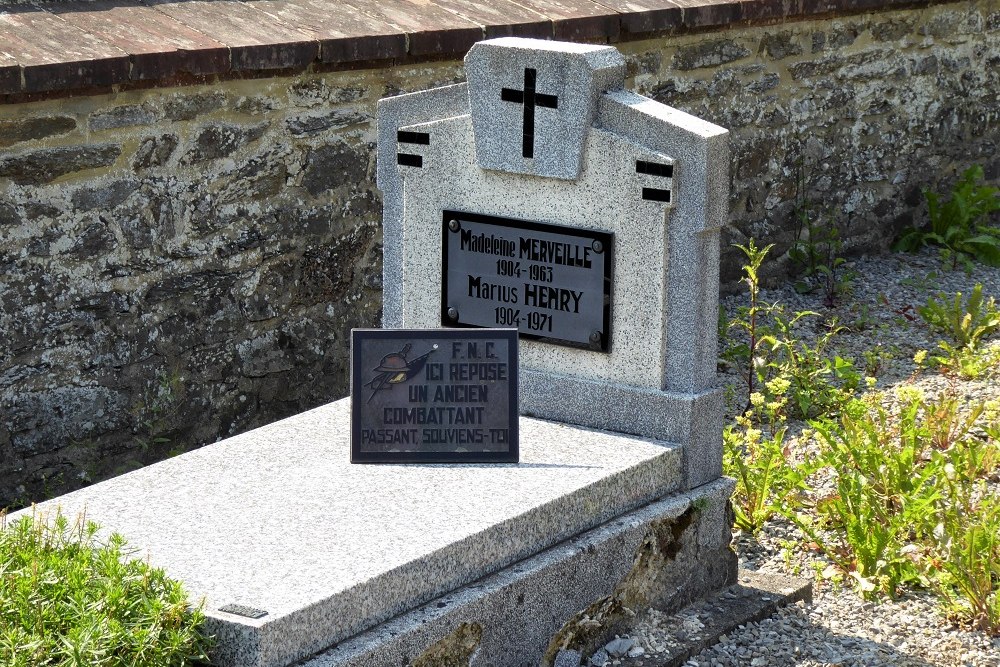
14 397 685 667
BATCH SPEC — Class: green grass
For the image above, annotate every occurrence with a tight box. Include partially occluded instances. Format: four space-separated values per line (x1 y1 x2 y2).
0 510 212 666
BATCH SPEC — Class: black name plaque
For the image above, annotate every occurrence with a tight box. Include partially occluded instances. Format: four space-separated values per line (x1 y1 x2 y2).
351 328 519 463
441 211 613 351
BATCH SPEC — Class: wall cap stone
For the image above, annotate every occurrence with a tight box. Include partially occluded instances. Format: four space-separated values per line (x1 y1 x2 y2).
0 0 972 100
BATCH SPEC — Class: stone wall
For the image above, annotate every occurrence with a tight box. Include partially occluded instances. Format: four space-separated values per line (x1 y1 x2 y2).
620 1 999 289
2 0 997 508
0 64 465 506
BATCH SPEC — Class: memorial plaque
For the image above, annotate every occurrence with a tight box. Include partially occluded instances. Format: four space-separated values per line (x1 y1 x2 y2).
441 211 613 351
351 328 519 463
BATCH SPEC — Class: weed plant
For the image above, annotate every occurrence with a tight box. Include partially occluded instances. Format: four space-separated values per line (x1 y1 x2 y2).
916 285 1000 379
789 203 855 307
722 239 774 409
781 389 1000 619
918 284 1000 350
930 495 1000 633
723 392 815 534
787 392 946 599
723 237 1000 635
757 314 861 420
0 510 211 666
723 242 861 421
894 165 1000 270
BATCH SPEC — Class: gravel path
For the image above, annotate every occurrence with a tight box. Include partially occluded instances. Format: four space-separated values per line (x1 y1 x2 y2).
689 249 1000 667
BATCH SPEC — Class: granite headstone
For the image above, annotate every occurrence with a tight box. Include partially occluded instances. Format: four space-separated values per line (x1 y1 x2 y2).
378 37 730 488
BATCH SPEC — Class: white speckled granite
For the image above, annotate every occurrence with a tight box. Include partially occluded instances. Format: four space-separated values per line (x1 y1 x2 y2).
465 37 625 180
519 371 725 488
377 39 729 488
376 83 469 328
13 397 682 667
397 113 678 391
597 90 730 396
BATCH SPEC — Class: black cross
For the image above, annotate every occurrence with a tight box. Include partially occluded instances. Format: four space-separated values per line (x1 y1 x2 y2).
500 68 558 159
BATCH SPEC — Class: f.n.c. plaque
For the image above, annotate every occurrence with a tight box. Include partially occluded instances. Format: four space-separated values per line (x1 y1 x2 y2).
442 211 613 351
351 328 519 463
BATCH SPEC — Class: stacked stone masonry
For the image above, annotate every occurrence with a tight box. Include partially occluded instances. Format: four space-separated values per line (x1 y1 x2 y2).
1 0 997 507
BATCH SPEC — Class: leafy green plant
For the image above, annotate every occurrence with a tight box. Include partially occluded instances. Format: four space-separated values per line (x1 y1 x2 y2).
133 368 185 453
862 344 895 378
847 303 877 333
789 203 855 307
724 246 1000 622
757 315 861 420
786 387 1000 612
0 510 211 666
723 397 813 533
724 241 861 420
940 343 1000 380
919 407 1000 632
917 285 1000 379
929 497 1000 633
899 270 940 292
894 165 1000 270
918 284 1000 350
787 395 942 598
723 239 776 411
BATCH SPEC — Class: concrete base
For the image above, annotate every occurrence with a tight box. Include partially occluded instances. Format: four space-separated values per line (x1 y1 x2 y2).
298 479 737 667
14 397 740 667
609 570 812 667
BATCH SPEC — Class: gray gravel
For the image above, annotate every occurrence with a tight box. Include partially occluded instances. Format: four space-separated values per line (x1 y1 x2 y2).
623 250 1000 667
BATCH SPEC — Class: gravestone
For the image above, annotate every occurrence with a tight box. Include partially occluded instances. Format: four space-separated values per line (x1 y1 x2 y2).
378 37 729 489
13 38 736 667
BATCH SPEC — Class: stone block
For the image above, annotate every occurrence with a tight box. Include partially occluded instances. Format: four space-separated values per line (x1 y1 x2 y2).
133 134 179 169
519 371 725 487
164 91 227 121
14 397 690 667
297 479 736 667
0 201 20 227
376 82 470 328
90 104 160 131
286 110 368 136
0 145 121 185
181 123 267 164
378 39 729 494
0 116 77 147
759 31 803 60
71 179 138 212
465 37 625 180
301 142 368 196
7 387 129 456
672 39 750 70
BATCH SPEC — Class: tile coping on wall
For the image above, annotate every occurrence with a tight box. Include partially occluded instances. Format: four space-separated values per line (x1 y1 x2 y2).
0 0 963 101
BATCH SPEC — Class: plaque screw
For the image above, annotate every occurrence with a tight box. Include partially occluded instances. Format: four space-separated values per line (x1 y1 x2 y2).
448 219 460 232
447 307 460 321
589 330 602 345
592 239 604 254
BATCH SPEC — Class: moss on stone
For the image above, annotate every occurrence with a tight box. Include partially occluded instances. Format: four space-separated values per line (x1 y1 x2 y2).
542 506 697 665
412 621 483 667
